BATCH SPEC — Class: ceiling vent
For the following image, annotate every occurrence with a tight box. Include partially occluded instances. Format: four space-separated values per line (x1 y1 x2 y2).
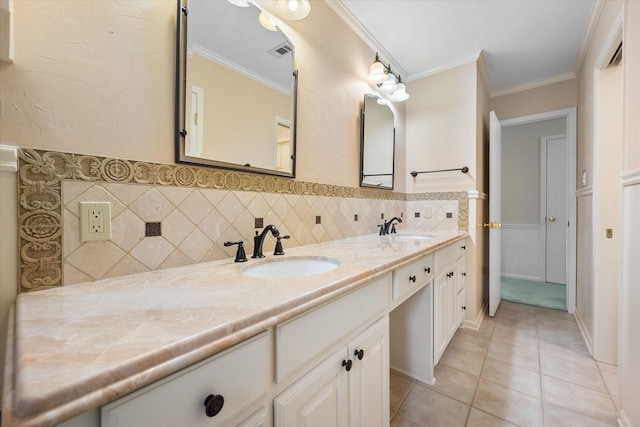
268 43 293 59
608 41 622 67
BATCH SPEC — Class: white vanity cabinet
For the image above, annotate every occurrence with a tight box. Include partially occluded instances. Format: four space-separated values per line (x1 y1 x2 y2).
101 333 270 427
433 240 467 364
274 317 389 427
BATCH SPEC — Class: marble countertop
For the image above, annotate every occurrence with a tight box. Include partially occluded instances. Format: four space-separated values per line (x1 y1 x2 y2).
3 230 467 426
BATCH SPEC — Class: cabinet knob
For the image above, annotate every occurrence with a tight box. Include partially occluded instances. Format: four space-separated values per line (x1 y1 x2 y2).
409 275 416 283
462 272 466 277
461 245 466 250
354 349 364 360
204 394 224 417
462 306 466 310
447 272 453 278
342 359 353 371
424 267 431 273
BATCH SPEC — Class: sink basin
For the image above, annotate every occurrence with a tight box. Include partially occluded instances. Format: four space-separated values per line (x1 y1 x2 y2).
242 257 340 279
394 234 433 241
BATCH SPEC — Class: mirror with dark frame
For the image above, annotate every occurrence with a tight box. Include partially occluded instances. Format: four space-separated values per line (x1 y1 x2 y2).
360 94 395 189
175 0 298 177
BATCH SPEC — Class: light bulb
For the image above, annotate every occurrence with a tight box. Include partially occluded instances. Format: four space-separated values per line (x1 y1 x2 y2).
259 12 278 31
276 0 311 20
380 74 397 93
389 83 409 102
368 61 386 85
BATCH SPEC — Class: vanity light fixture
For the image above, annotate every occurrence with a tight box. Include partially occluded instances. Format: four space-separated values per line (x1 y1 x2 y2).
367 52 410 102
227 0 251 7
276 0 311 20
259 11 278 31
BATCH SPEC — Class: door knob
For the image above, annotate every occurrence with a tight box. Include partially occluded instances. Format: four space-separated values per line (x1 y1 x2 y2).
548 216 556 222
483 222 503 229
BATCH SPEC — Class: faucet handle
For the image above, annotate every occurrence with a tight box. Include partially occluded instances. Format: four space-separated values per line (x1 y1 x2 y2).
224 241 248 262
378 224 386 235
390 223 397 234
273 235 290 256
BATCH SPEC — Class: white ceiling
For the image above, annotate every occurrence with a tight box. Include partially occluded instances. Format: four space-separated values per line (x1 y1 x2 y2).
336 0 596 96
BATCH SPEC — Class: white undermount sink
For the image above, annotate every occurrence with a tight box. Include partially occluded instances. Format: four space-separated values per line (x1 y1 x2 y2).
242 257 340 279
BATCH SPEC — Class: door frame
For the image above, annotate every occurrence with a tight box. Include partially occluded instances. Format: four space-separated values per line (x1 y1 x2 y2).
500 108 577 313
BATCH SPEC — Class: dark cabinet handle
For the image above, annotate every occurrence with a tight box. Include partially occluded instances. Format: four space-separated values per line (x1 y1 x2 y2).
425 267 431 273
354 349 364 360
447 272 452 278
204 394 224 417
462 272 466 277
462 306 466 310
342 359 353 371
461 245 466 250
409 275 416 283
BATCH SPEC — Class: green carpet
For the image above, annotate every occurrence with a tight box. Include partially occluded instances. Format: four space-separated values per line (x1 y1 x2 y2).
501 277 566 311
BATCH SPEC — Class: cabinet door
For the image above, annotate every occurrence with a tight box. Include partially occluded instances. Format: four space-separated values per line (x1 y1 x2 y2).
447 266 458 340
433 270 450 364
348 317 389 427
456 257 466 293
274 348 349 427
457 288 467 328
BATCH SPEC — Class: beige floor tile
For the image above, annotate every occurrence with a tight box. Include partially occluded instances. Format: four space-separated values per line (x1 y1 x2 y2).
390 413 421 427
495 317 538 337
424 364 479 404
541 375 618 424
397 383 470 426
596 361 618 374
491 326 539 352
538 337 591 363
458 321 495 339
466 408 517 427
600 370 619 397
439 344 486 376
472 378 543 427
536 315 581 333
481 357 541 398
542 401 617 427
499 306 537 322
540 353 607 393
499 301 536 314
391 370 415 412
535 306 574 321
537 327 586 347
449 331 490 356
487 340 540 372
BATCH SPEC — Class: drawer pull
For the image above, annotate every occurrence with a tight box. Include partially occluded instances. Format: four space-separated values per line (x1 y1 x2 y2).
425 267 431 273
461 245 466 250
204 394 225 417
462 306 466 310
409 275 416 283
462 272 466 277
342 359 353 372
354 349 364 360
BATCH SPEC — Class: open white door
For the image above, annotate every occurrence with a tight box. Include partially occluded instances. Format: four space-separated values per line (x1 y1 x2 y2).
488 111 502 317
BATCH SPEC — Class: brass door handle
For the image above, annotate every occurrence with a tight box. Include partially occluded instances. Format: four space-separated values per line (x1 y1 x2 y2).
483 222 502 229
548 216 556 222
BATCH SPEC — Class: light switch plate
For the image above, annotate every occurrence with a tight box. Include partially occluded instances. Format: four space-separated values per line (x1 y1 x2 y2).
80 202 111 242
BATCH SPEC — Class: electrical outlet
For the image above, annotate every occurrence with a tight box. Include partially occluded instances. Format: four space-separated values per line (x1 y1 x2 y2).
80 202 111 242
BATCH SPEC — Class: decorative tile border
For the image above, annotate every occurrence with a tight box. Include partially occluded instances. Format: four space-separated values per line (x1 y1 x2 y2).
17 148 468 292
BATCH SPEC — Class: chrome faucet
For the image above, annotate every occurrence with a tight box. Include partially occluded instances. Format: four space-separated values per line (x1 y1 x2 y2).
382 216 402 235
252 225 280 258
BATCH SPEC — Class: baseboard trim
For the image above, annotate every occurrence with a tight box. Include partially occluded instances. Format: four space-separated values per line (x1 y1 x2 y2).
463 300 487 330
574 310 594 356
501 273 543 282
621 168 640 187
576 186 594 197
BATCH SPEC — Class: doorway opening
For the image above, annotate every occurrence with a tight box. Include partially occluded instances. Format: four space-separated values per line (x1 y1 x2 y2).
492 108 577 313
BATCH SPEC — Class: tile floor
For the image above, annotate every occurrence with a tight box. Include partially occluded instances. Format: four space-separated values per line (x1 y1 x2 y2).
390 301 619 426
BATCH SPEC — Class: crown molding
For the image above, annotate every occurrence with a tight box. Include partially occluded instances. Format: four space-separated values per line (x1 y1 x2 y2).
490 72 576 98
573 0 605 76
323 0 408 78
406 52 481 83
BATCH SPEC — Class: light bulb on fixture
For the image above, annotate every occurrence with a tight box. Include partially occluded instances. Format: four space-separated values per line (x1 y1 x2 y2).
389 82 409 102
227 0 251 7
368 54 387 85
276 0 311 20
259 12 278 31
380 73 398 93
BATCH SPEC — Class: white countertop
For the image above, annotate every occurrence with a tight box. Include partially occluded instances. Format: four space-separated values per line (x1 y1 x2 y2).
3 231 467 426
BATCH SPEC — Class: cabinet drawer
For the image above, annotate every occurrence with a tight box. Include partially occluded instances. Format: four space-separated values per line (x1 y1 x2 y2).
276 274 391 383
456 257 466 293
457 240 467 258
392 254 434 301
102 333 270 427
435 243 459 271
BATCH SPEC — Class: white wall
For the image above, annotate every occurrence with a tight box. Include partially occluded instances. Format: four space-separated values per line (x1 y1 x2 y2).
618 1 640 425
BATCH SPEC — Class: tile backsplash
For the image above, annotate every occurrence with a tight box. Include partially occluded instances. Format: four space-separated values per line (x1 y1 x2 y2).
18 148 468 292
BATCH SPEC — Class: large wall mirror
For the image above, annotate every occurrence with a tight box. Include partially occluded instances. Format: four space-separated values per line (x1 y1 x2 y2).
360 95 395 189
175 0 298 177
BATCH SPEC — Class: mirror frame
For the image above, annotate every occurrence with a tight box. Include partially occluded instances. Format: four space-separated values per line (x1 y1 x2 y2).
175 0 298 178
359 95 396 190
